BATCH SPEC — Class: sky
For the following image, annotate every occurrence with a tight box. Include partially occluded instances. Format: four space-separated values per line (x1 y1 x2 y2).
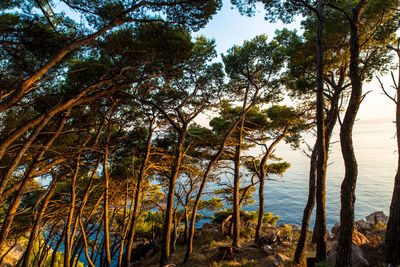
194 0 397 124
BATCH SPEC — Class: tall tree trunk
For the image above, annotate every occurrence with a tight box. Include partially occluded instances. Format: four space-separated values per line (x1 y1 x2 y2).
294 143 317 263
124 118 154 267
171 210 177 253
103 147 112 267
50 226 66 267
232 118 244 248
336 2 367 266
255 134 285 244
64 160 80 267
295 82 342 263
315 0 327 260
160 129 186 266
118 177 131 267
386 49 400 266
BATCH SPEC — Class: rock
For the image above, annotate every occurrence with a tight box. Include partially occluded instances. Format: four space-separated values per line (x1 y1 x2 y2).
365 211 388 225
289 224 301 232
265 255 283 267
327 242 369 267
355 219 372 233
331 223 340 237
262 245 274 254
278 223 286 228
330 223 369 246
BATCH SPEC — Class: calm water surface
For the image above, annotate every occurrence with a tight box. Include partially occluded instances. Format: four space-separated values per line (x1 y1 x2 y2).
237 120 397 229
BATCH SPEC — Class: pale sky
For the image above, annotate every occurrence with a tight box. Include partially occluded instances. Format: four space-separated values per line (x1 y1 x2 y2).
194 0 397 124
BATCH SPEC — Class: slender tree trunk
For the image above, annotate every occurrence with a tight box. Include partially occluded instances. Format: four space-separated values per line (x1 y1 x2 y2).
64 160 80 267
124 119 154 267
118 177 131 267
160 129 186 266
184 209 189 243
103 147 112 267
336 2 367 265
255 134 285 244
295 84 341 263
171 210 177 253
49 227 64 266
78 213 96 267
294 143 317 263
232 119 244 248
255 154 267 245
315 0 327 260
386 49 400 266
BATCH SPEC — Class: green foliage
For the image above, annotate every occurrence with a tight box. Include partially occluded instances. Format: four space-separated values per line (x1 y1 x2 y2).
241 227 256 239
212 209 280 226
263 212 280 226
373 221 387 232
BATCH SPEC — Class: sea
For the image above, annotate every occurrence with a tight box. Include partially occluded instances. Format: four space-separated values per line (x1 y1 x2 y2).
234 120 398 230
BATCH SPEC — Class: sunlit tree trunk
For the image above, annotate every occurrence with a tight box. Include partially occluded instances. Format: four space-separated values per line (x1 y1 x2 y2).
337 2 367 266
160 128 186 266
124 118 154 266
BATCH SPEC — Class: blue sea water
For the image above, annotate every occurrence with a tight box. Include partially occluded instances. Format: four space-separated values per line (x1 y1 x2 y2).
234 120 397 230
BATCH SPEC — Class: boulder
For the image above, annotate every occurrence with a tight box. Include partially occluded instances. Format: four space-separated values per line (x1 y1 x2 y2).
262 245 274 254
327 242 369 267
355 219 372 233
331 223 340 237
365 211 388 225
265 255 283 267
289 224 302 232
330 223 369 246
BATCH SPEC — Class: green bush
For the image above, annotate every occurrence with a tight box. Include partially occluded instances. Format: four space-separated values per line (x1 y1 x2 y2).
262 212 280 226
241 227 255 239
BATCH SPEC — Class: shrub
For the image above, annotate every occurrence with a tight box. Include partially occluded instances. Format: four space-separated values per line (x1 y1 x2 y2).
262 212 280 226
373 221 386 232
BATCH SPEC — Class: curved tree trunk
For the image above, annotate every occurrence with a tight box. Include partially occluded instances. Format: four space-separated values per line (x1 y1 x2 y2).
124 118 154 267
232 118 244 248
294 143 317 263
160 129 186 266
336 2 366 265
385 49 400 266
